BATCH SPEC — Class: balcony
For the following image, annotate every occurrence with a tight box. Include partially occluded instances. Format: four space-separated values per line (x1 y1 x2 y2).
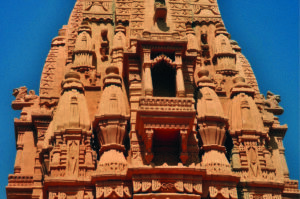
136 96 196 164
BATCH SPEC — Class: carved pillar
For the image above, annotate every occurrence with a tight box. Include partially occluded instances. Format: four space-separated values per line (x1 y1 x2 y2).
143 49 153 96
14 131 24 174
231 141 241 170
270 131 290 180
279 141 290 179
180 129 188 164
144 129 154 164
32 112 52 197
175 52 185 97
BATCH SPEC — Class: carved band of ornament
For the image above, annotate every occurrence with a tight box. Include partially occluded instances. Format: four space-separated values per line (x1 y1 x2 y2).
175 181 184 192
204 163 231 174
50 168 66 177
209 186 237 199
116 2 132 6
116 16 131 21
49 192 67 199
8 176 34 187
193 17 221 24
133 179 202 194
184 181 193 193
139 104 194 111
247 193 282 199
142 32 181 41
130 30 143 37
83 14 113 21
15 126 34 132
152 179 161 192
98 162 127 174
139 97 193 108
144 123 189 130
192 4 220 15
96 185 132 199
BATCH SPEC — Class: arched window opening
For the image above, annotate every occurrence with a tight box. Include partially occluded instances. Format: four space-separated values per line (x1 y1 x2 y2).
151 61 176 97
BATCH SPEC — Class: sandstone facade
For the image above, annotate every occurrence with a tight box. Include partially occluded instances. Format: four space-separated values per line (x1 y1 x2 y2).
6 0 299 199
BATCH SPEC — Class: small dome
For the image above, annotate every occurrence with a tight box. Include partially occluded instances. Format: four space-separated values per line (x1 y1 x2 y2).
65 71 80 80
106 65 119 75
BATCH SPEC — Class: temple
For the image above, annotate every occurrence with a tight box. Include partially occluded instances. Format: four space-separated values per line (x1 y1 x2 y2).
6 0 299 199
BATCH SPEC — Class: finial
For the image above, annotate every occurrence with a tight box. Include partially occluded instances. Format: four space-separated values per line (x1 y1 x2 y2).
103 65 122 87
78 21 91 35
230 40 241 52
196 69 215 88
115 22 126 34
61 71 84 93
215 22 230 38
230 75 255 97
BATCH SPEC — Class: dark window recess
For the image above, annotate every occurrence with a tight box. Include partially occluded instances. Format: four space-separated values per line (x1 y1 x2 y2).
151 61 176 97
157 18 169 32
224 130 233 162
152 130 180 166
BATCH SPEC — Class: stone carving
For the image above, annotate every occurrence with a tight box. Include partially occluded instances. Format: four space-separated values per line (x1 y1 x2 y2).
264 91 284 115
193 5 220 15
96 184 131 199
196 70 232 174
73 22 95 72
208 186 238 199
12 86 39 111
85 1 110 12
213 23 238 75
213 74 225 92
12 87 37 102
186 24 199 52
93 65 129 175
68 141 79 176
7 0 300 199
245 193 283 199
133 176 202 195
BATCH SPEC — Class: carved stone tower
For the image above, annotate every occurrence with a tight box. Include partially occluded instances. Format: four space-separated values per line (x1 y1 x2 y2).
6 0 299 199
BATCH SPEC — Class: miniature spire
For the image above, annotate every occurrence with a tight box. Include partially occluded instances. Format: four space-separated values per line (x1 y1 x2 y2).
93 65 130 175
196 69 231 173
52 71 90 132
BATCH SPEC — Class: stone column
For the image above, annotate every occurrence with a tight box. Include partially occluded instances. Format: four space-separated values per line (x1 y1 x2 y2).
143 49 153 96
270 129 290 180
14 131 24 174
175 52 185 97
277 137 290 179
231 141 242 170
180 129 188 164
144 128 154 164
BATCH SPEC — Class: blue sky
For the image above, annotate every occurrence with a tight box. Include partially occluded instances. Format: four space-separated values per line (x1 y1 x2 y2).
0 0 298 197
